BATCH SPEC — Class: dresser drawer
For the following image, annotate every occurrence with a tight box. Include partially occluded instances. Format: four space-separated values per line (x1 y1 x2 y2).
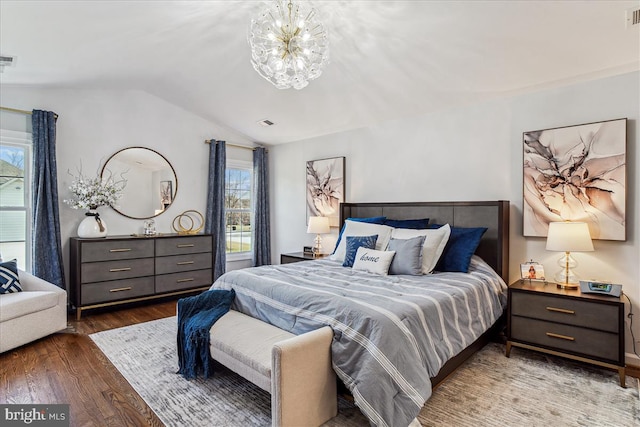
81 258 155 283
510 316 620 363
81 277 155 305
155 252 212 275
155 236 212 256
155 269 213 293
81 239 154 262
510 291 619 333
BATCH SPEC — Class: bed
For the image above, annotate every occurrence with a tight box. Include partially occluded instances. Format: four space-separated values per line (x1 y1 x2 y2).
210 200 510 427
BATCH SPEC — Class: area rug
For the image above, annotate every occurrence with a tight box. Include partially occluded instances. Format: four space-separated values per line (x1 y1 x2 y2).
90 316 639 427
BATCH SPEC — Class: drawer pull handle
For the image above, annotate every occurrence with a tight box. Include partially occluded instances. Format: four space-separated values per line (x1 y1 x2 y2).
546 332 575 341
109 287 132 293
177 244 195 248
109 248 132 253
177 261 195 265
109 267 132 272
177 278 194 283
546 306 575 315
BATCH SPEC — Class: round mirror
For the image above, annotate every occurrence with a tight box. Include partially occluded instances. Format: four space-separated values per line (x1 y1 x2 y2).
101 147 177 219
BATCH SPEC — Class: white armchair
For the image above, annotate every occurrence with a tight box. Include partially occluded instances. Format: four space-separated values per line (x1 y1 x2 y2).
0 270 68 353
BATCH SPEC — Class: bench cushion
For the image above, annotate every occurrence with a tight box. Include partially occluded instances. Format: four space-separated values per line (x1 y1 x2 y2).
210 311 295 391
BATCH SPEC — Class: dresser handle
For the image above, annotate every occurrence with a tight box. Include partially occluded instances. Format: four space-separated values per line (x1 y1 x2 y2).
177 278 194 283
546 306 575 315
177 261 195 265
546 332 575 341
109 287 132 293
177 244 195 248
109 267 132 272
109 248 132 253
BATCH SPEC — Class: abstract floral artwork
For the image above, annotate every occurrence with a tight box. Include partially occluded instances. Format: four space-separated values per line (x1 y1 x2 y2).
306 157 345 227
523 118 626 241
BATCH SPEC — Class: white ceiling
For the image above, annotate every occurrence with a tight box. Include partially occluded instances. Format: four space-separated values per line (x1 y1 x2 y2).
1 1 638 145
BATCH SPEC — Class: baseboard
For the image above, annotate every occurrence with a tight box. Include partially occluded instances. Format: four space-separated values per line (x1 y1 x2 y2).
626 351 640 366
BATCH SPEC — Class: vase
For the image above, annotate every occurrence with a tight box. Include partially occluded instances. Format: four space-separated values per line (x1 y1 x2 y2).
77 209 108 238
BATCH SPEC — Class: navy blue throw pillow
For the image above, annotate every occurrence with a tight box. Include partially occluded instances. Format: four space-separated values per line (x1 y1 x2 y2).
433 226 488 273
332 217 386 254
0 259 22 294
343 235 378 267
383 218 430 229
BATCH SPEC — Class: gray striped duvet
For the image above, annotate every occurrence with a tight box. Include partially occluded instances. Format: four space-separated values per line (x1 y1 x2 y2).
210 255 507 427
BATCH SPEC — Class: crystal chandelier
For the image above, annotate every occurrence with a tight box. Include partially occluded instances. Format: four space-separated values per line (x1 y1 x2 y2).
248 1 329 90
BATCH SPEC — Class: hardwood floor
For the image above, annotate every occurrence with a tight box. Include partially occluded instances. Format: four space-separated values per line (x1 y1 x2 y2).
3 299 639 427
1 300 178 427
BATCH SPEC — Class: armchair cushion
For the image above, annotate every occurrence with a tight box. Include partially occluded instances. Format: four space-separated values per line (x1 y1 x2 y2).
0 260 22 294
0 269 67 353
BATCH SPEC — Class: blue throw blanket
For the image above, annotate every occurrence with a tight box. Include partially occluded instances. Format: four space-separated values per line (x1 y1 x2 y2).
177 289 235 379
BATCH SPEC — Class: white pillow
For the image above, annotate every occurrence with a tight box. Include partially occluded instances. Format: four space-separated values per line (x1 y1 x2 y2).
352 247 396 275
330 221 393 262
391 224 451 274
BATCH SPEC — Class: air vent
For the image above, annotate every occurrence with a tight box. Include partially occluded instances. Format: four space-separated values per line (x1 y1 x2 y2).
0 55 16 72
627 8 640 28
257 119 275 127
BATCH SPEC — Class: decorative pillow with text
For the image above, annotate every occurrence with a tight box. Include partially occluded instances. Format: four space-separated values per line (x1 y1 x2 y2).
352 247 396 276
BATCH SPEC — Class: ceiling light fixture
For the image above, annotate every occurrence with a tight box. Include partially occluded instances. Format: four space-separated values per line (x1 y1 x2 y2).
248 0 329 90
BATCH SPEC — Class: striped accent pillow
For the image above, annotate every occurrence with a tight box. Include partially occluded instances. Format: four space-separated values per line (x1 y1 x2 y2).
0 259 22 294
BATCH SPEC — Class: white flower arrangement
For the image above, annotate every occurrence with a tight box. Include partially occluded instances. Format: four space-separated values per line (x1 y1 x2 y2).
64 169 126 210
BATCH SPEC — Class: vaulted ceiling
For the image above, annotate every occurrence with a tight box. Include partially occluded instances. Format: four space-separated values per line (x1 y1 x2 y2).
1 1 638 145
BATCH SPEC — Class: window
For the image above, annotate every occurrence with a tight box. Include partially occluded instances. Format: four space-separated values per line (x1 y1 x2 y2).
225 161 252 258
0 131 32 271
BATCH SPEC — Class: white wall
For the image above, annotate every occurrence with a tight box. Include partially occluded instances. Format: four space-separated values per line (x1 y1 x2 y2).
270 71 640 363
0 86 255 277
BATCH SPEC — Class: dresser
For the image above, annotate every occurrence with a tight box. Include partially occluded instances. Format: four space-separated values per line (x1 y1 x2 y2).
506 279 625 387
70 234 213 319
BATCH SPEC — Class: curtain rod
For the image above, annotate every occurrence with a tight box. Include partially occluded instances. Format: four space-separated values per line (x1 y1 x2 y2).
204 139 264 151
0 106 58 119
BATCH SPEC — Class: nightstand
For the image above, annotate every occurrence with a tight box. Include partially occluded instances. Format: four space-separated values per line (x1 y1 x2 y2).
506 279 625 387
280 252 328 264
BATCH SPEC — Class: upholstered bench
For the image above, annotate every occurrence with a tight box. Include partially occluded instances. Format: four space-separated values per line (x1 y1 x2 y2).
210 310 337 427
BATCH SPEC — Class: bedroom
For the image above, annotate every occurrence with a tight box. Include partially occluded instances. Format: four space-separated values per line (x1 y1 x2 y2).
1 1 639 426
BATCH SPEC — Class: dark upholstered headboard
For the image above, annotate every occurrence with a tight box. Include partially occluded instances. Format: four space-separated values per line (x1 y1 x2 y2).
340 201 510 283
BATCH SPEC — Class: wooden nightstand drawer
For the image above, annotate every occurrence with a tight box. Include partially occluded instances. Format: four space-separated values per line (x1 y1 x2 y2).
281 252 327 264
510 316 620 362
511 291 619 333
506 280 625 387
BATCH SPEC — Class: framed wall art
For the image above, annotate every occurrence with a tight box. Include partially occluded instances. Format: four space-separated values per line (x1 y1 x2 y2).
306 156 345 227
523 118 626 241
160 180 173 208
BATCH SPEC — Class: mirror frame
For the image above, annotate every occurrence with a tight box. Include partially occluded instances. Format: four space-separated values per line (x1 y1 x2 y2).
101 146 178 220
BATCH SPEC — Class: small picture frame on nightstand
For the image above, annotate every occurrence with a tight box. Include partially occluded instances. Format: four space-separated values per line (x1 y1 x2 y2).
520 261 546 281
303 246 314 255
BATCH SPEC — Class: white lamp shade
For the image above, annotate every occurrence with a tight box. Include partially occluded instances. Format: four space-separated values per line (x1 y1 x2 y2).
545 222 594 252
307 216 330 234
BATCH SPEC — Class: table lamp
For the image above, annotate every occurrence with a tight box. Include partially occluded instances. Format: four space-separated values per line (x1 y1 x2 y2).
307 216 330 257
545 221 594 289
